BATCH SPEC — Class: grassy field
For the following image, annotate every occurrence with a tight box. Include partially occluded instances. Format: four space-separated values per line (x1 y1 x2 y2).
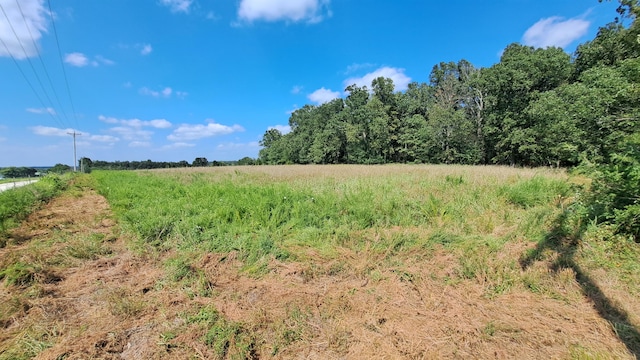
1 165 640 359
98 165 569 257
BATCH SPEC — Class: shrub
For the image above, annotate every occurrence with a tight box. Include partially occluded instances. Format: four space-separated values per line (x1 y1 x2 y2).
589 134 640 240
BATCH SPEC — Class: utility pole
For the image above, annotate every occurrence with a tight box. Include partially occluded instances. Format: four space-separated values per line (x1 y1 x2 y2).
67 131 81 171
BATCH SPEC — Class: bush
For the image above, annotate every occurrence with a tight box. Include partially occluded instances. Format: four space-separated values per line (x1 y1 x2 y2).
589 134 640 240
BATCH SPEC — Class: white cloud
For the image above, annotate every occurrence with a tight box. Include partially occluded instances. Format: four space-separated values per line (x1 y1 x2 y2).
238 0 330 23
140 43 152 55
0 0 48 59
139 87 160 97
64 52 114 67
308 87 340 105
159 0 193 13
147 119 172 128
344 66 411 92
163 142 195 149
31 125 76 137
268 124 291 135
89 135 119 143
139 86 185 98
98 115 172 129
65 52 89 67
129 141 151 147
94 55 115 66
344 62 375 75
109 126 154 141
168 121 244 141
26 107 56 115
217 141 260 150
30 125 120 146
522 16 590 48
98 115 168 144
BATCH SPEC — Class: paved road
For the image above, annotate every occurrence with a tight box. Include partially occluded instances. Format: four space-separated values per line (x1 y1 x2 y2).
0 179 39 193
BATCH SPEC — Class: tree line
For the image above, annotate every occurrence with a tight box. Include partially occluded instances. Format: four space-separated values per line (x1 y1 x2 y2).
260 1 639 168
76 156 258 172
259 0 640 240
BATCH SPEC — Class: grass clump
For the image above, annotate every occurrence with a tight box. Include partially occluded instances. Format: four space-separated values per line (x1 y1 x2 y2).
65 233 113 260
0 325 57 360
499 176 571 209
0 261 40 287
187 306 257 359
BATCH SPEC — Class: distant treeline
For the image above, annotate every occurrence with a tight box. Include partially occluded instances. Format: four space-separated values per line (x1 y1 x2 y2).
0 167 39 178
1 164 75 177
79 156 258 171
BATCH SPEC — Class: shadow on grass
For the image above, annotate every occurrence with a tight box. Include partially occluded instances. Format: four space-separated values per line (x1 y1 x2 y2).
520 210 640 357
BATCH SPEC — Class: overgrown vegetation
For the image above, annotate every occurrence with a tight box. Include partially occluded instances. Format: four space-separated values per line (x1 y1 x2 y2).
0 174 69 243
92 167 571 271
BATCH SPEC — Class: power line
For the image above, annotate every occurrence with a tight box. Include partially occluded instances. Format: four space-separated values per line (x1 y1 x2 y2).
15 0 71 126
47 0 79 129
0 1 66 129
0 34 61 126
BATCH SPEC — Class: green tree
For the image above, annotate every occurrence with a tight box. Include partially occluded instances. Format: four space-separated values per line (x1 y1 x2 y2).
192 157 209 167
259 128 287 164
237 157 256 165
482 44 572 165
47 164 71 175
79 157 93 173
343 84 371 163
372 77 402 162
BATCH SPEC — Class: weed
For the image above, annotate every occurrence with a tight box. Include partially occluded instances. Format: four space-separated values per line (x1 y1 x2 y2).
165 256 194 282
482 321 496 337
0 261 39 287
106 288 146 318
445 174 465 185
188 306 257 359
65 233 112 260
0 325 58 360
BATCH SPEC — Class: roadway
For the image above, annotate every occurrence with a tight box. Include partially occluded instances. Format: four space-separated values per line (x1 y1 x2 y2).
0 179 39 193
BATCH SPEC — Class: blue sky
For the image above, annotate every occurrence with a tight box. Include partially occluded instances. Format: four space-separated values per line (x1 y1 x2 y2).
0 0 620 167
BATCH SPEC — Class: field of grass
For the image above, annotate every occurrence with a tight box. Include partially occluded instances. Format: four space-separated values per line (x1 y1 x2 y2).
2 165 640 359
95 165 570 266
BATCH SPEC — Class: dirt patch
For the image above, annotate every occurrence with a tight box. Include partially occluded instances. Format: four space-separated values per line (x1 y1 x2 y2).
1 188 638 359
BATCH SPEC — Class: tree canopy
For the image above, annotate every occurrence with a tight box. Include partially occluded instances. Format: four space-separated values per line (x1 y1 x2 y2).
259 1 640 169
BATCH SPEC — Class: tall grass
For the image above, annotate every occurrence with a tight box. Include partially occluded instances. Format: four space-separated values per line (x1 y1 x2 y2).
0 174 69 242
92 166 572 271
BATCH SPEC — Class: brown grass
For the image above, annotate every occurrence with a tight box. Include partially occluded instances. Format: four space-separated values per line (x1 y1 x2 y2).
152 164 569 184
